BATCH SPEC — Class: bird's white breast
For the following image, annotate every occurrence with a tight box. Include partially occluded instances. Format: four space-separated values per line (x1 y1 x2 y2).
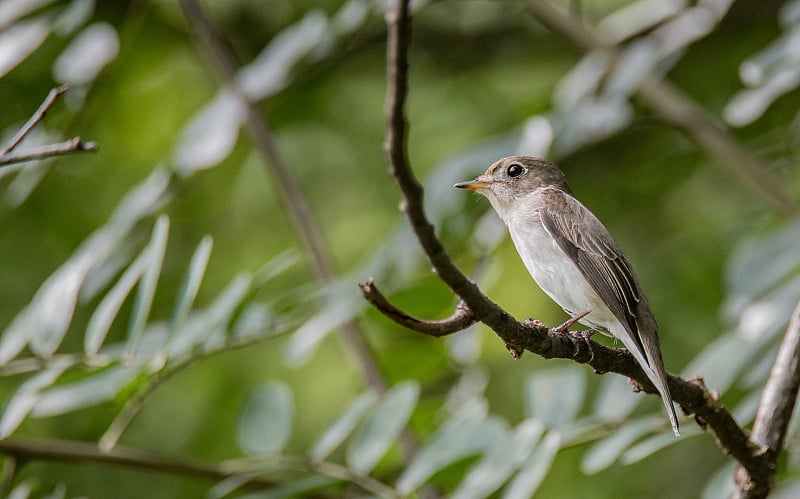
504 207 618 333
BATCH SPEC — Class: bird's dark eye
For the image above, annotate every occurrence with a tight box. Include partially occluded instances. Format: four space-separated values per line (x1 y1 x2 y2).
506 163 524 178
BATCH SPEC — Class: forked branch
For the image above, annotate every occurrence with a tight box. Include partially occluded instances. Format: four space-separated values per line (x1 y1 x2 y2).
368 0 781 495
0 86 97 168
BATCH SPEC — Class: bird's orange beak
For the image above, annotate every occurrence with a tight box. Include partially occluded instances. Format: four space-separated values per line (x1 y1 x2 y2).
454 177 489 191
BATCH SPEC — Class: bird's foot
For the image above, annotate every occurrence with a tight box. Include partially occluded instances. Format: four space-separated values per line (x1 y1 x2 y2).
551 309 591 333
568 329 596 363
550 310 595 362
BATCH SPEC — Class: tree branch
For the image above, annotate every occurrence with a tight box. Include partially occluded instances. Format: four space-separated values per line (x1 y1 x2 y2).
521 0 798 217
360 278 475 336
0 438 278 489
179 0 417 461
0 138 98 168
734 299 800 498
0 86 98 167
378 0 772 489
0 438 381 497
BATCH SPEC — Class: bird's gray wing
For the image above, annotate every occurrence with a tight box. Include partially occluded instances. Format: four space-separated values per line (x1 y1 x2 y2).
537 187 648 363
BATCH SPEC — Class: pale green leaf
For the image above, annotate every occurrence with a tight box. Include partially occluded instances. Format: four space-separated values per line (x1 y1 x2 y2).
681 335 753 394
580 417 662 474
237 381 294 456
84 244 149 355
525 366 585 428
0 360 71 437
346 380 419 474
170 235 213 331
126 215 169 356
622 427 696 464
168 273 251 358
30 366 140 417
396 400 504 494
501 431 562 499
310 390 379 462
592 374 639 422
701 463 736 499
451 420 544 499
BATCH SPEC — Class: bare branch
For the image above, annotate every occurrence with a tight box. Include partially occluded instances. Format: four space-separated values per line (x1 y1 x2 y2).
360 278 475 336
179 0 420 461
1 86 68 156
734 299 800 498
0 438 279 489
380 0 772 487
0 138 98 167
0 86 98 167
521 0 798 217
0 439 373 497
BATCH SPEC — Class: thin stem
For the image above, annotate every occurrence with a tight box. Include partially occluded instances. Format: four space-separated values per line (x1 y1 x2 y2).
178 0 418 462
0 138 98 167
0 438 279 489
178 0 389 392
1 86 68 156
734 299 800 498
360 278 475 336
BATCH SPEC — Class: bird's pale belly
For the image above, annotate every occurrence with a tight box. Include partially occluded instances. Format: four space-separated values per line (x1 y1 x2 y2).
508 224 617 334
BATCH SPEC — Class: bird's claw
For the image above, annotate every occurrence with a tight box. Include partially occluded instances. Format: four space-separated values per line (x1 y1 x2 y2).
550 309 596 362
551 309 591 333
567 329 596 363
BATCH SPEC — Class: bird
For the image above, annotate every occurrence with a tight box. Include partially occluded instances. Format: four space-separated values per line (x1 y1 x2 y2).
454 155 679 436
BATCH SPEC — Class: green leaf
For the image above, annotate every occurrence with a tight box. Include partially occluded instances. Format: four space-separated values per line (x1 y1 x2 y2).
170 235 213 332
451 420 544 499
30 366 141 417
284 294 364 366
525 366 585 428
84 243 149 355
126 215 170 356
396 400 505 494
237 381 294 456
580 416 662 474
310 390 379 462
592 375 639 422
168 273 252 358
0 360 71 437
501 431 562 499
346 380 419 474
701 463 736 499
681 335 753 394
622 427 695 464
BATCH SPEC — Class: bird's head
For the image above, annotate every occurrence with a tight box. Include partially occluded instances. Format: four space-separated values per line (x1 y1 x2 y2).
454 156 570 215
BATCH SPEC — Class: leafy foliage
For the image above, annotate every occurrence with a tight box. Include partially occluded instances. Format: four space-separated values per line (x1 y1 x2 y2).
1 0 800 498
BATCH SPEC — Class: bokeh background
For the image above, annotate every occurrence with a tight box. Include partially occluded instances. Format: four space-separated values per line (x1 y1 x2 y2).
1 0 800 497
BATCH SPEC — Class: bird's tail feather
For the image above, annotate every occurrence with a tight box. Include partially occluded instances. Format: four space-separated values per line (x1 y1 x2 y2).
615 328 680 436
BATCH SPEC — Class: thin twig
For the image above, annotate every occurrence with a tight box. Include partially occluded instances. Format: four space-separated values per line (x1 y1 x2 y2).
177 0 391 400
1 86 68 156
734 299 800 498
0 86 98 167
360 278 475 336
521 0 798 217
0 438 278 489
0 138 98 167
380 0 772 488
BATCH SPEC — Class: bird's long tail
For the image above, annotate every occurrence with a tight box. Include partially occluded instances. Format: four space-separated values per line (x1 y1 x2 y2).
616 328 680 436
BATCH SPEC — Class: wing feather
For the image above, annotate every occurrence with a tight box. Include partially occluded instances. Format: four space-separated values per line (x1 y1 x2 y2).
537 187 647 362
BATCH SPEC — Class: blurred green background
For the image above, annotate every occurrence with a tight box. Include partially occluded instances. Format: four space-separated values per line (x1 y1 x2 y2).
1 0 799 497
